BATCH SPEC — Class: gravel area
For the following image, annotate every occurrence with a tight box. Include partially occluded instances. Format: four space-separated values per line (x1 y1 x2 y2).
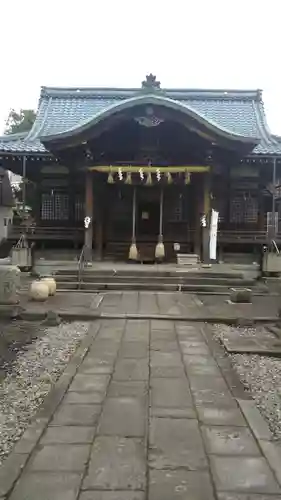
0 321 89 464
213 324 281 439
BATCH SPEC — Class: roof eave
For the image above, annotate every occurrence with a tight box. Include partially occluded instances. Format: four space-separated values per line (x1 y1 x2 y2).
40 93 259 149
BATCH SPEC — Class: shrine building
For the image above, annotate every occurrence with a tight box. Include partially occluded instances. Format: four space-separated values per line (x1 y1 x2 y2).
0 74 280 262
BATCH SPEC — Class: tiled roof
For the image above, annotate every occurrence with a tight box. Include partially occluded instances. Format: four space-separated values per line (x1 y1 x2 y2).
0 86 280 155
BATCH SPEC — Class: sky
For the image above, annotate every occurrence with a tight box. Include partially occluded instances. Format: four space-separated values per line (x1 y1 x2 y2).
0 0 280 135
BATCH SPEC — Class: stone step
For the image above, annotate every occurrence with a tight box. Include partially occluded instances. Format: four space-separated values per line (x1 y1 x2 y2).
55 281 254 293
54 274 255 287
55 269 245 279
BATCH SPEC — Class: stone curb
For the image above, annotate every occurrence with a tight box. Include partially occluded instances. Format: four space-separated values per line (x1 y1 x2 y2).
237 398 281 487
0 321 100 498
0 307 278 325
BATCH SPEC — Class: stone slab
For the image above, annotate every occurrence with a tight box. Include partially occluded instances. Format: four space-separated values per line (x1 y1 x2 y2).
83 436 145 490
98 397 145 437
9 472 82 500
118 342 148 358
184 359 222 376
259 440 281 486
149 469 215 500
63 391 105 404
80 493 145 500
0 452 29 497
197 406 246 426
150 365 186 378
149 418 207 470
217 494 281 500
188 375 229 391
179 340 210 355
150 407 196 419
237 399 272 440
28 444 90 472
151 340 179 351
68 374 110 393
202 425 260 455
191 386 237 408
51 403 101 426
150 351 182 367
210 455 281 493
41 426 96 444
108 381 148 398
150 378 192 408
113 358 149 381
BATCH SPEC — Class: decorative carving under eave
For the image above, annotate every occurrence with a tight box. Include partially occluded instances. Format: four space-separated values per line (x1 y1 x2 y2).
142 74 161 90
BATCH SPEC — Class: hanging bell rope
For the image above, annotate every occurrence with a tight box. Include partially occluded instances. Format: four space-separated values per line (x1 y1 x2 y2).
107 168 114 184
118 167 123 181
125 172 132 184
128 187 138 260
155 188 165 260
146 172 153 186
165 172 173 184
184 171 191 185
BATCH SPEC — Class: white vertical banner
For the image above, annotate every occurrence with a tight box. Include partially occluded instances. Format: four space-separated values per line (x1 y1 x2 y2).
209 209 219 260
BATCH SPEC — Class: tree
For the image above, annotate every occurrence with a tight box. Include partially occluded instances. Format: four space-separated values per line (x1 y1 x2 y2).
5 109 36 135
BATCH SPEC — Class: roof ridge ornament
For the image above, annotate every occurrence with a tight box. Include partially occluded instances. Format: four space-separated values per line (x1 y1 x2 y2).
141 74 161 92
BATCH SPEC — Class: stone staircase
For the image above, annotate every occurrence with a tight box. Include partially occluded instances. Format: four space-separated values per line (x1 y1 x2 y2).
51 267 258 294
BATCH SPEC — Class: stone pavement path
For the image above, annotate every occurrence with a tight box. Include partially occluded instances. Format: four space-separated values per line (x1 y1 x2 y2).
3 319 281 499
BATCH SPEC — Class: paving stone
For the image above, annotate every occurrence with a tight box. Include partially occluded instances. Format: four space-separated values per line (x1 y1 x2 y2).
149 418 207 470
151 340 179 351
217 494 281 500
118 342 148 358
150 351 182 367
259 440 281 486
150 378 192 408
188 375 229 391
69 374 110 392
79 493 145 500
63 391 105 404
78 362 113 375
210 456 281 493
151 320 174 330
83 436 146 490
184 359 222 377
51 403 101 426
150 365 186 378
179 341 210 355
192 386 237 408
149 469 215 500
0 452 29 497
183 354 217 367
150 407 196 419
114 358 149 381
29 444 90 472
108 381 148 398
41 426 96 444
9 472 82 500
202 425 261 455
197 406 246 426
151 329 176 341
98 397 145 437
237 399 272 440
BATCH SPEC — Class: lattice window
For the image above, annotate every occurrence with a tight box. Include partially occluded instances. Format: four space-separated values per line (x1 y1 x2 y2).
41 193 69 221
75 195 84 221
230 195 258 224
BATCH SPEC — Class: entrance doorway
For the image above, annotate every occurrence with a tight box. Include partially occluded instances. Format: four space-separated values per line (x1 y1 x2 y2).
137 201 160 237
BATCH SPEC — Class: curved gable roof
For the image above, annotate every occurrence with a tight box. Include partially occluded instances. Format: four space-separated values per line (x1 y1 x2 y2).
1 85 281 155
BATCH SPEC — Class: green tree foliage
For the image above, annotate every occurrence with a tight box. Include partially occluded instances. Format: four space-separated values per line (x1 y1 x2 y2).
5 109 36 134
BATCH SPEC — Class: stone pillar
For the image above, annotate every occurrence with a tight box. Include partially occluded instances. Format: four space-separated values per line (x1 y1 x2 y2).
84 172 93 261
202 172 211 263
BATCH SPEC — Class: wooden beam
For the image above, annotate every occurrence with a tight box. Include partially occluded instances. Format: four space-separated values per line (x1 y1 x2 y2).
87 165 210 173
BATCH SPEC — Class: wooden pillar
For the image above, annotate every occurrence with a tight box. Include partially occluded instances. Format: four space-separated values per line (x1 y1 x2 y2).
84 172 93 261
194 178 201 256
202 172 211 263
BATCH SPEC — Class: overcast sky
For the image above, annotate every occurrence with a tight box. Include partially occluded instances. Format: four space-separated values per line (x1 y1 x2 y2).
0 0 280 135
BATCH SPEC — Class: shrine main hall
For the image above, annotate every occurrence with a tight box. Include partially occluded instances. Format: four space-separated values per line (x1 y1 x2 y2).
1 74 281 262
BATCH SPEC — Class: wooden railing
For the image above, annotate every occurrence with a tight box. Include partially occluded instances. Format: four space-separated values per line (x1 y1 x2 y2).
8 225 84 242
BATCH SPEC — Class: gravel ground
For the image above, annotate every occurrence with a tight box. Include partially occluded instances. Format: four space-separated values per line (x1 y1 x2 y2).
0 321 89 464
213 324 281 439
